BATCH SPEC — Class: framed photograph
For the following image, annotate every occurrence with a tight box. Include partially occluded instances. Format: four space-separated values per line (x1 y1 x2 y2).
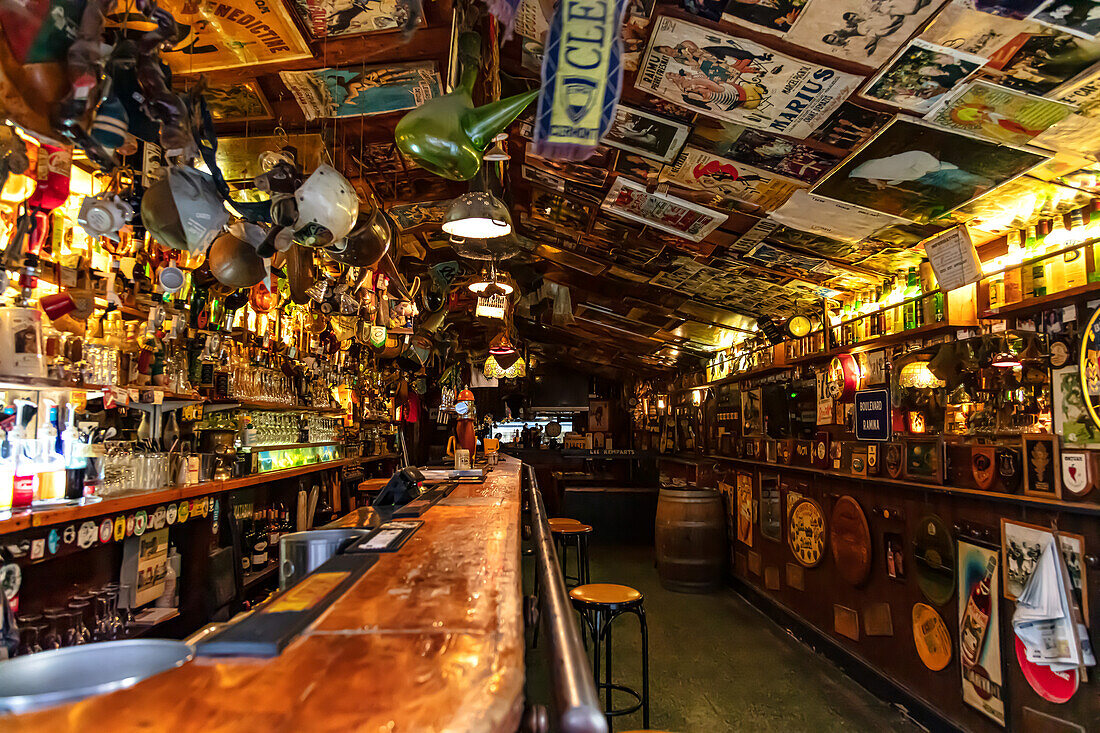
199 81 272 121
601 176 726 242
783 0 948 66
1027 0 1100 40
1022 433 1060 498
659 147 803 213
1000 519 1088 619
904 438 943 483
601 104 690 163
290 0 422 38
387 201 450 231
811 117 1049 223
741 388 763 437
588 400 610 433
861 39 987 114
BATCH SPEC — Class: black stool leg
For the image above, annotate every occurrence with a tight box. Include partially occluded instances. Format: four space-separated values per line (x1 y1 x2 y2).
636 606 650 728
573 535 583 586
591 608 603 692
581 534 590 584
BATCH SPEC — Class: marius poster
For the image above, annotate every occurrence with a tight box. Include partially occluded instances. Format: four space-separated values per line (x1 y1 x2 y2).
635 16 862 138
659 146 804 212
957 540 1005 727
861 39 987 113
783 0 949 66
280 62 442 120
601 176 726 241
290 0 419 38
926 79 1076 144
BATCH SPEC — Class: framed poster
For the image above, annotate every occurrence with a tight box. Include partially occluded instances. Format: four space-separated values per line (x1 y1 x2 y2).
958 540 1005 727
659 147 803 213
126 0 312 73
588 400 610 433
925 79 1076 146
601 177 726 242
291 0 420 38
281 63 442 120
861 39 987 114
783 0 949 67
601 104 690 163
1000 519 1088 619
741 388 763 437
736 472 754 547
200 81 272 121
811 117 1049 224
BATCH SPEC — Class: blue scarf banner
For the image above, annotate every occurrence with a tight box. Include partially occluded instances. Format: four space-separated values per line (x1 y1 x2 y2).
533 0 629 160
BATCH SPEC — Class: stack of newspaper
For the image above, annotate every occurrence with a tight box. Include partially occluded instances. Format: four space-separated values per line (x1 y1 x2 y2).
1012 540 1095 673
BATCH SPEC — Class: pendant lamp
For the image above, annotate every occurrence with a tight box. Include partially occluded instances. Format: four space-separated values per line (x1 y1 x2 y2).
443 192 512 239
483 133 510 162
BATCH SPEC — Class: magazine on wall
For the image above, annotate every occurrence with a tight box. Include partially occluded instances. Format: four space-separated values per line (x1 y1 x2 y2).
635 16 862 138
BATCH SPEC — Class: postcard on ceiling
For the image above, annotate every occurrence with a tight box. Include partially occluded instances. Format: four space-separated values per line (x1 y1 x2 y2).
601 176 726 242
925 78 1076 144
811 117 1050 223
861 39 987 114
660 146 803 212
635 16 863 138
280 63 442 120
783 0 950 67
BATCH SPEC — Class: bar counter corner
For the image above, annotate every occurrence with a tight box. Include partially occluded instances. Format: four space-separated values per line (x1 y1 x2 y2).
5 457 526 733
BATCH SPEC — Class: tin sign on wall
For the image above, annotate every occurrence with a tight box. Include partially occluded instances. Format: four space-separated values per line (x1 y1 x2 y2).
854 388 891 442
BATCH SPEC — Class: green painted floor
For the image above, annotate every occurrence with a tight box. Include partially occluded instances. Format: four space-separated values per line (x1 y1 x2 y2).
524 543 924 733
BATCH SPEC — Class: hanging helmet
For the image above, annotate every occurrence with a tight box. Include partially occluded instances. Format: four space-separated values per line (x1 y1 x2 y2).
293 164 358 248
141 166 228 253
208 222 266 289
326 200 391 267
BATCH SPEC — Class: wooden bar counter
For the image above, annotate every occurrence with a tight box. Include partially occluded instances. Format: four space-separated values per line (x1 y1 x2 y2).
6 457 526 733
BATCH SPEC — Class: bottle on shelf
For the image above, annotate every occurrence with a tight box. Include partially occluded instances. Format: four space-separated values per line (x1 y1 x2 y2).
1004 230 1025 305
1021 225 1038 298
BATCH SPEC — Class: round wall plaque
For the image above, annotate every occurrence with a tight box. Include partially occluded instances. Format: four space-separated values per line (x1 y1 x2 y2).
830 496 872 586
789 498 827 568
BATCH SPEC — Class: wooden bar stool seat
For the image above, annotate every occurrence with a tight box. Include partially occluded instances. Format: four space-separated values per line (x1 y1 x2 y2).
550 521 593 587
569 583 650 731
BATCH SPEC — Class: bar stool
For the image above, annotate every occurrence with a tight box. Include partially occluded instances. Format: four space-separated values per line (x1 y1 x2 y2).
570 583 650 731
550 519 592 588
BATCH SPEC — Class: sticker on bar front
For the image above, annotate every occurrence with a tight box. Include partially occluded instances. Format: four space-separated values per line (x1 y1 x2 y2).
151 506 166 530
30 538 44 560
196 497 208 517
178 501 190 523
166 504 178 525
114 516 126 541
63 525 75 545
77 521 97 548
99 518 113 543
134 510 147 536
126 515 135 536
264 572 351 613
47 529 60 554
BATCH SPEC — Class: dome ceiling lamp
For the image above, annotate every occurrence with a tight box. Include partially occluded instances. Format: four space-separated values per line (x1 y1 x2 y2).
443 191 512 239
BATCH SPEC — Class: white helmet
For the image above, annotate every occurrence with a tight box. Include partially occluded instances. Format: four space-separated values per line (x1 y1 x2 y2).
293 164 359 247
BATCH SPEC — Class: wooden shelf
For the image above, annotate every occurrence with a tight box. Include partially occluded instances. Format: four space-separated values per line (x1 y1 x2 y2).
980 281 1100 320
2 458 359 534
704 455 1100 516
242 564 278 590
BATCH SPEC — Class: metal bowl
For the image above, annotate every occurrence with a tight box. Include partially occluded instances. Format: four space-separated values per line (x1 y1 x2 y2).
279 529 372 589
0 639 193 715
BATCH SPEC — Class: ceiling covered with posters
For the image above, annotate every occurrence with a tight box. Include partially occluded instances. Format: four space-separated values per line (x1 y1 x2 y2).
5 0 1100 376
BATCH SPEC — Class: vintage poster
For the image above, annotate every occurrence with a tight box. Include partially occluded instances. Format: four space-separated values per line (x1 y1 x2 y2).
759 474 783 541
1032 111 1100 155
635 16 862 138
806 102 890 150
722 0 809 35
601 176 726 242
199 81 272 121
691 122 844 183
811 117 1049 223
1053 366 1100 446
291 0 419 38
280 63 442 120
737 472 754 546
1028 0 1100 39
958 540 1005 727
387 202 450 230
784 0 949 66
1053 65 1100 117
623 0 657 72
660 146 803 212
926 79 1076 144
601 105 692 163
117 0 313 73
214 134 327 182
526 148 614 188
920 1 1045 57
772 190 908 241
983 30 1100 95
975 0 1048 18
745 241 830 278
862 39 987 113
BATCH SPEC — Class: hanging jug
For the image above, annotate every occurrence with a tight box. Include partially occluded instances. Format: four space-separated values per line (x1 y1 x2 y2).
394 32 537 181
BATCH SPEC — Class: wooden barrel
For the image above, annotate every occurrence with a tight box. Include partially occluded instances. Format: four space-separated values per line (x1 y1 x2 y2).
655 488 727 593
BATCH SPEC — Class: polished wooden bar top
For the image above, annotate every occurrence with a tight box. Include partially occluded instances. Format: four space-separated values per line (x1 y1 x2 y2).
7 458 525 733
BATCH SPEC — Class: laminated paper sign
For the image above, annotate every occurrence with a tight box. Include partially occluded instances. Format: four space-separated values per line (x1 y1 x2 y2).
923 225 982 291
635 16 862 138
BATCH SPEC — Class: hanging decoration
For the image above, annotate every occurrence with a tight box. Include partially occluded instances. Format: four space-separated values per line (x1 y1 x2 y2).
533 0 630 160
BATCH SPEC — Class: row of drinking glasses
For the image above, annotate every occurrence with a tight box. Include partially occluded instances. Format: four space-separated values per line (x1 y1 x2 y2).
15 583 134 655
97 444 171 496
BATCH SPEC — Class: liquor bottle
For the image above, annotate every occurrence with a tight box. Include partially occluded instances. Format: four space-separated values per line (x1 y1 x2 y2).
250 510 269 570
919 259 936 326
871 286 882 337
904 267 918 331
1021 226 1037 298
241 517 252 573
1004 230 1024 304
1064 246 1088 290
960 555 998 667
1032 257 1048 298
988 270 1005 310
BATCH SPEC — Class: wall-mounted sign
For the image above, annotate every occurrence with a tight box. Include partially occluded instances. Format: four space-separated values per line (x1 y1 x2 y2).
1079 303 1100 428
827 354 859 402
854 388 891 442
